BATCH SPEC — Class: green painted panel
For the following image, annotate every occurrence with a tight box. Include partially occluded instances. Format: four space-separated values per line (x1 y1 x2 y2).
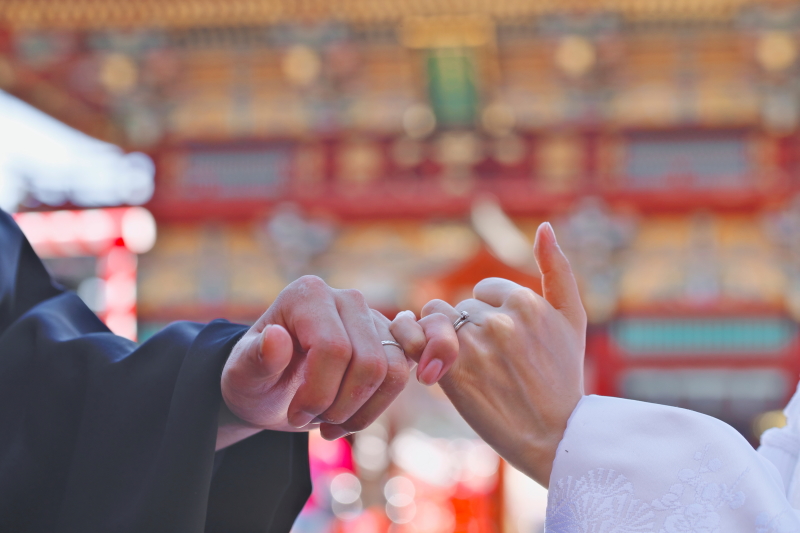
427 49 477 128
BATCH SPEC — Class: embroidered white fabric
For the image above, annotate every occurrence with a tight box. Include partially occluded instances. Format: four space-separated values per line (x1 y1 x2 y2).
545 394 800 532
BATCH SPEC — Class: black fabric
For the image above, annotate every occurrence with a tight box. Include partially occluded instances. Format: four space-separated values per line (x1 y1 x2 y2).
0 209 311 532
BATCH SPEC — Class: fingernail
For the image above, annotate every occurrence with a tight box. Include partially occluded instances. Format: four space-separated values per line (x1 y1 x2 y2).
289 410 316 429
542 222 556 242
396 310 415 320
323 427 353 441
257 325 273 360
418 358 443 386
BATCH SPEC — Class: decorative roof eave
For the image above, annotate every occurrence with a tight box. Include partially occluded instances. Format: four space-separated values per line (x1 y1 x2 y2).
0 0 763 31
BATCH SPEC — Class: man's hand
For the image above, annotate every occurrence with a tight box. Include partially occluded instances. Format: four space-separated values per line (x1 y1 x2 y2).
391 222 586 487
217 276 459 449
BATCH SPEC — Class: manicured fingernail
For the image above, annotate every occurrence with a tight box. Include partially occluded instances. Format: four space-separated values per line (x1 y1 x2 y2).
289 410 316 429
323 427 352 441
418 358 443 386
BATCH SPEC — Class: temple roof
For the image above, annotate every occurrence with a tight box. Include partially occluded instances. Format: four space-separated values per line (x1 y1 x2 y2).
0 0 773 30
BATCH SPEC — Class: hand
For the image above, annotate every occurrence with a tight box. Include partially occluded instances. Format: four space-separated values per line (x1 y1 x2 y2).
395 222 586 486
217 276 459 449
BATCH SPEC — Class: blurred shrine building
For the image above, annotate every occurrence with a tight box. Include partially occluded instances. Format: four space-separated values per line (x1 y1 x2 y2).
6 0 800 530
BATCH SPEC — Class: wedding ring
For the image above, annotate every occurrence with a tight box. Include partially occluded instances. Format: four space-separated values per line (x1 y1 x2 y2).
381 340 404 352
453 311 470 332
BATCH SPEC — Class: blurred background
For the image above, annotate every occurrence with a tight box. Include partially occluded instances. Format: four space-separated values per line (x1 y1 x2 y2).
3 0 800 531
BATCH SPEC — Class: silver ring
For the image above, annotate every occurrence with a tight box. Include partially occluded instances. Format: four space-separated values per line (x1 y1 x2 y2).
453 310 470 332
381 340 403 352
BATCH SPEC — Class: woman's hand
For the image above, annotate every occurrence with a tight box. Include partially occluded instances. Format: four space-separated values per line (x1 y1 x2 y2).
392 222 586 486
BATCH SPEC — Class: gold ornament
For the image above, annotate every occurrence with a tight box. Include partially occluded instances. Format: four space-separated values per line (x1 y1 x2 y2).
756 31 797 73
555 35 596 78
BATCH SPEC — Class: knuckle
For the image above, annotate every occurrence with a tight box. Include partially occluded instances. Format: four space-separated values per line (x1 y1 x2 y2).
356 355 389 386
339 288 368 306
506 287 538 308
384 361 410 392
421 299 447 317
319 336 353 362
485 312 515 335
296 275 328 292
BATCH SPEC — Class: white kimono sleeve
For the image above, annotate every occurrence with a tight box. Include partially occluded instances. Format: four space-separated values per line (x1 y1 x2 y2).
760 383 800 511
545 395 800 532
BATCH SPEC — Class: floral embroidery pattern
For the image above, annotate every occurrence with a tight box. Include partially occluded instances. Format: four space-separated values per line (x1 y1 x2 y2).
546 468 654 532
545 446 752 533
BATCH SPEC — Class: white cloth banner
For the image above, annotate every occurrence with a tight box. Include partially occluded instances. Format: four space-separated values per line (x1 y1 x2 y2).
0 91 154 212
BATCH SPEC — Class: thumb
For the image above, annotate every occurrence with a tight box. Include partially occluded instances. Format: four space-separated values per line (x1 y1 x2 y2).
225 324 294 395
254 324 294 378
533 222 586 330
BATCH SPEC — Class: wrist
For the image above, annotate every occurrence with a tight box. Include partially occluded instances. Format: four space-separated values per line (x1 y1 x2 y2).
513 432 563 487
215 401 264 451
511 394 584 487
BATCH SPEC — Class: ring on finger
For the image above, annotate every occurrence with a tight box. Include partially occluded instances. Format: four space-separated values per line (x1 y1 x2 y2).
381 340 404 352
453 311 470 332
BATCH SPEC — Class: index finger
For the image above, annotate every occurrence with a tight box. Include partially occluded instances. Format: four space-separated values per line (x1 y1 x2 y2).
281 278 353 428
416 313 459 386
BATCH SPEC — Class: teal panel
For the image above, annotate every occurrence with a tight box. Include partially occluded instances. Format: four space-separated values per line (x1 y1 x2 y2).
612 318 797 357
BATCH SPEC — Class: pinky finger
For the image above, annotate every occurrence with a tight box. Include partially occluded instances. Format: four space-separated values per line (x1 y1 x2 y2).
416 313 459 386
389 310 426 364
421 299 460 321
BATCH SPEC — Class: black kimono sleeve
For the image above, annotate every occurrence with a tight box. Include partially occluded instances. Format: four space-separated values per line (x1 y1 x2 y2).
0 209 311 533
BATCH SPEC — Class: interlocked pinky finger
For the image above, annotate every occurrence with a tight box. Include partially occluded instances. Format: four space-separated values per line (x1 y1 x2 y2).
421 299 460 322
416 312 459 386
389 310 426 364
